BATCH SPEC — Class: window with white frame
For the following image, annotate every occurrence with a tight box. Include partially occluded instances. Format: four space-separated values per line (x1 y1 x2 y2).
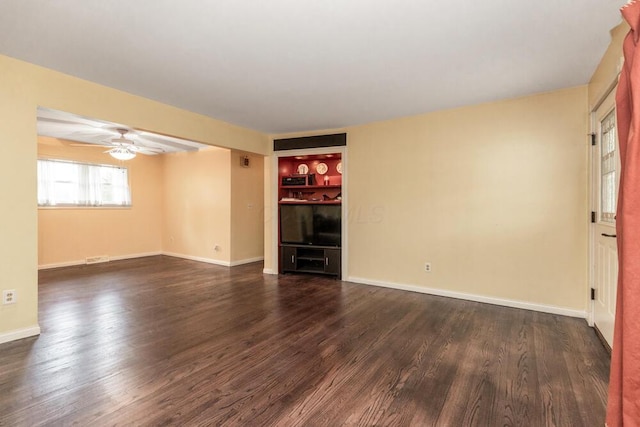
37 159 131 207
600 109 617 222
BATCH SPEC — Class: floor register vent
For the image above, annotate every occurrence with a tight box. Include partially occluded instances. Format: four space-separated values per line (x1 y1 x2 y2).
85 255 110 265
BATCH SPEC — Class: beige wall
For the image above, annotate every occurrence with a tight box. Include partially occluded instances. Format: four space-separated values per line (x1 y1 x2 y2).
37 137 163 267
0 65 37 335
348 87 589 310
0 53 267 340
263 157 275 273
230 151 264 262
162 147 232 263
267 87 590 312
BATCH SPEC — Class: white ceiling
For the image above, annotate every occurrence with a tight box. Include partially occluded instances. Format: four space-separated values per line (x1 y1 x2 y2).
0 1 626 134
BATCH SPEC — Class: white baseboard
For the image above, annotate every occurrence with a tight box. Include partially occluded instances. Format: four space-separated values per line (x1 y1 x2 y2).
162 252 231 266
38 260 85 270
163 253 263 267
347 276 587 319
229 257 264 267
110 252 162 261
39 252 265 270
38 251 162 270
0 325 41 345
263 268 278 275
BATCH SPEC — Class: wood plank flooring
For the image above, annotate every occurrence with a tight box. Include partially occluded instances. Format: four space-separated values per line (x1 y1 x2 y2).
0 256 610 426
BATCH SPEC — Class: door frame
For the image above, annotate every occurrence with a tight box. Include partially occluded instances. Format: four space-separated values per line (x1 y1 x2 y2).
588 82 618 327
269 144 348 278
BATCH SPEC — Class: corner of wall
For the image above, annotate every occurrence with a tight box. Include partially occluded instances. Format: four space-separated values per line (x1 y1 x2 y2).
230 150 265 263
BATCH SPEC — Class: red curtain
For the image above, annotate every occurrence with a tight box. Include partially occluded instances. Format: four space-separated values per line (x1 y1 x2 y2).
607 2 640 426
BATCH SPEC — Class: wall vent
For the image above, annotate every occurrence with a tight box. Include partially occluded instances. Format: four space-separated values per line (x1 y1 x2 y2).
85 255 109 265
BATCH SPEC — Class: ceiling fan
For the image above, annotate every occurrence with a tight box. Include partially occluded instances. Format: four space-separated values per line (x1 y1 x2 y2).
103 128 163 160
70 128 164 160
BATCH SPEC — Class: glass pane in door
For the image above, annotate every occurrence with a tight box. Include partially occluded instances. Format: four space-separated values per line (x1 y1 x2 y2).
600 109 617 222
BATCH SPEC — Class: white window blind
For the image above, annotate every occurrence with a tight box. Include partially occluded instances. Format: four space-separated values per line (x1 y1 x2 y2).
38 159 131 207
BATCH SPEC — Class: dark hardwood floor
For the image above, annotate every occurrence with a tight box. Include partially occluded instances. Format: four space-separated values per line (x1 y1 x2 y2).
0 256 609 426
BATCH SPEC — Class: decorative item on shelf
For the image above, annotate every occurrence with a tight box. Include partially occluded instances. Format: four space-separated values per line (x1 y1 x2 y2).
282 176 307 186
316 162 328 175
336 162 342 174
308 173 316 185
297 163 309 174
322 193 341 201
323 175 330 185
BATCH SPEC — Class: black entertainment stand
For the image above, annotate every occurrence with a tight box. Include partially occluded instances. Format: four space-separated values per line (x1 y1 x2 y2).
280 245 341 278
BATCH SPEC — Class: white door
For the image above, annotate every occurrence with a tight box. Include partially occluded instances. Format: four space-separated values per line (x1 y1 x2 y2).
591 89 619 348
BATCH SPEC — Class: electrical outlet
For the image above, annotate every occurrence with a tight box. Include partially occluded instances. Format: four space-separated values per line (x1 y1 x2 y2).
3 289 16 304
424 263 432 273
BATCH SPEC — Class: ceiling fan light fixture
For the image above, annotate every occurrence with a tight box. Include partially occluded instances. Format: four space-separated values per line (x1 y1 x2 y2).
108 147 136 161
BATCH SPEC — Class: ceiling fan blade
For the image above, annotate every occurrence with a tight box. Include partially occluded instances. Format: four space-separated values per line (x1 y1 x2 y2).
138 133 201 152
38 118 119 135
37 108 118 129
128 143 160 151
68 142 113 148
129 146 164 155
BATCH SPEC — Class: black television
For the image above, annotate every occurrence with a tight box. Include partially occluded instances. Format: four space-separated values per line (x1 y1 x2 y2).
280 204 341 247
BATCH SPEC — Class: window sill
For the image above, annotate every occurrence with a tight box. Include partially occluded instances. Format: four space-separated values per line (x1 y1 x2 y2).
38 205 132 210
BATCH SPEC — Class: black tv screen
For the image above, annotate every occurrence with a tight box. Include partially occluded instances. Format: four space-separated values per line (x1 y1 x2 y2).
280 205 341 247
